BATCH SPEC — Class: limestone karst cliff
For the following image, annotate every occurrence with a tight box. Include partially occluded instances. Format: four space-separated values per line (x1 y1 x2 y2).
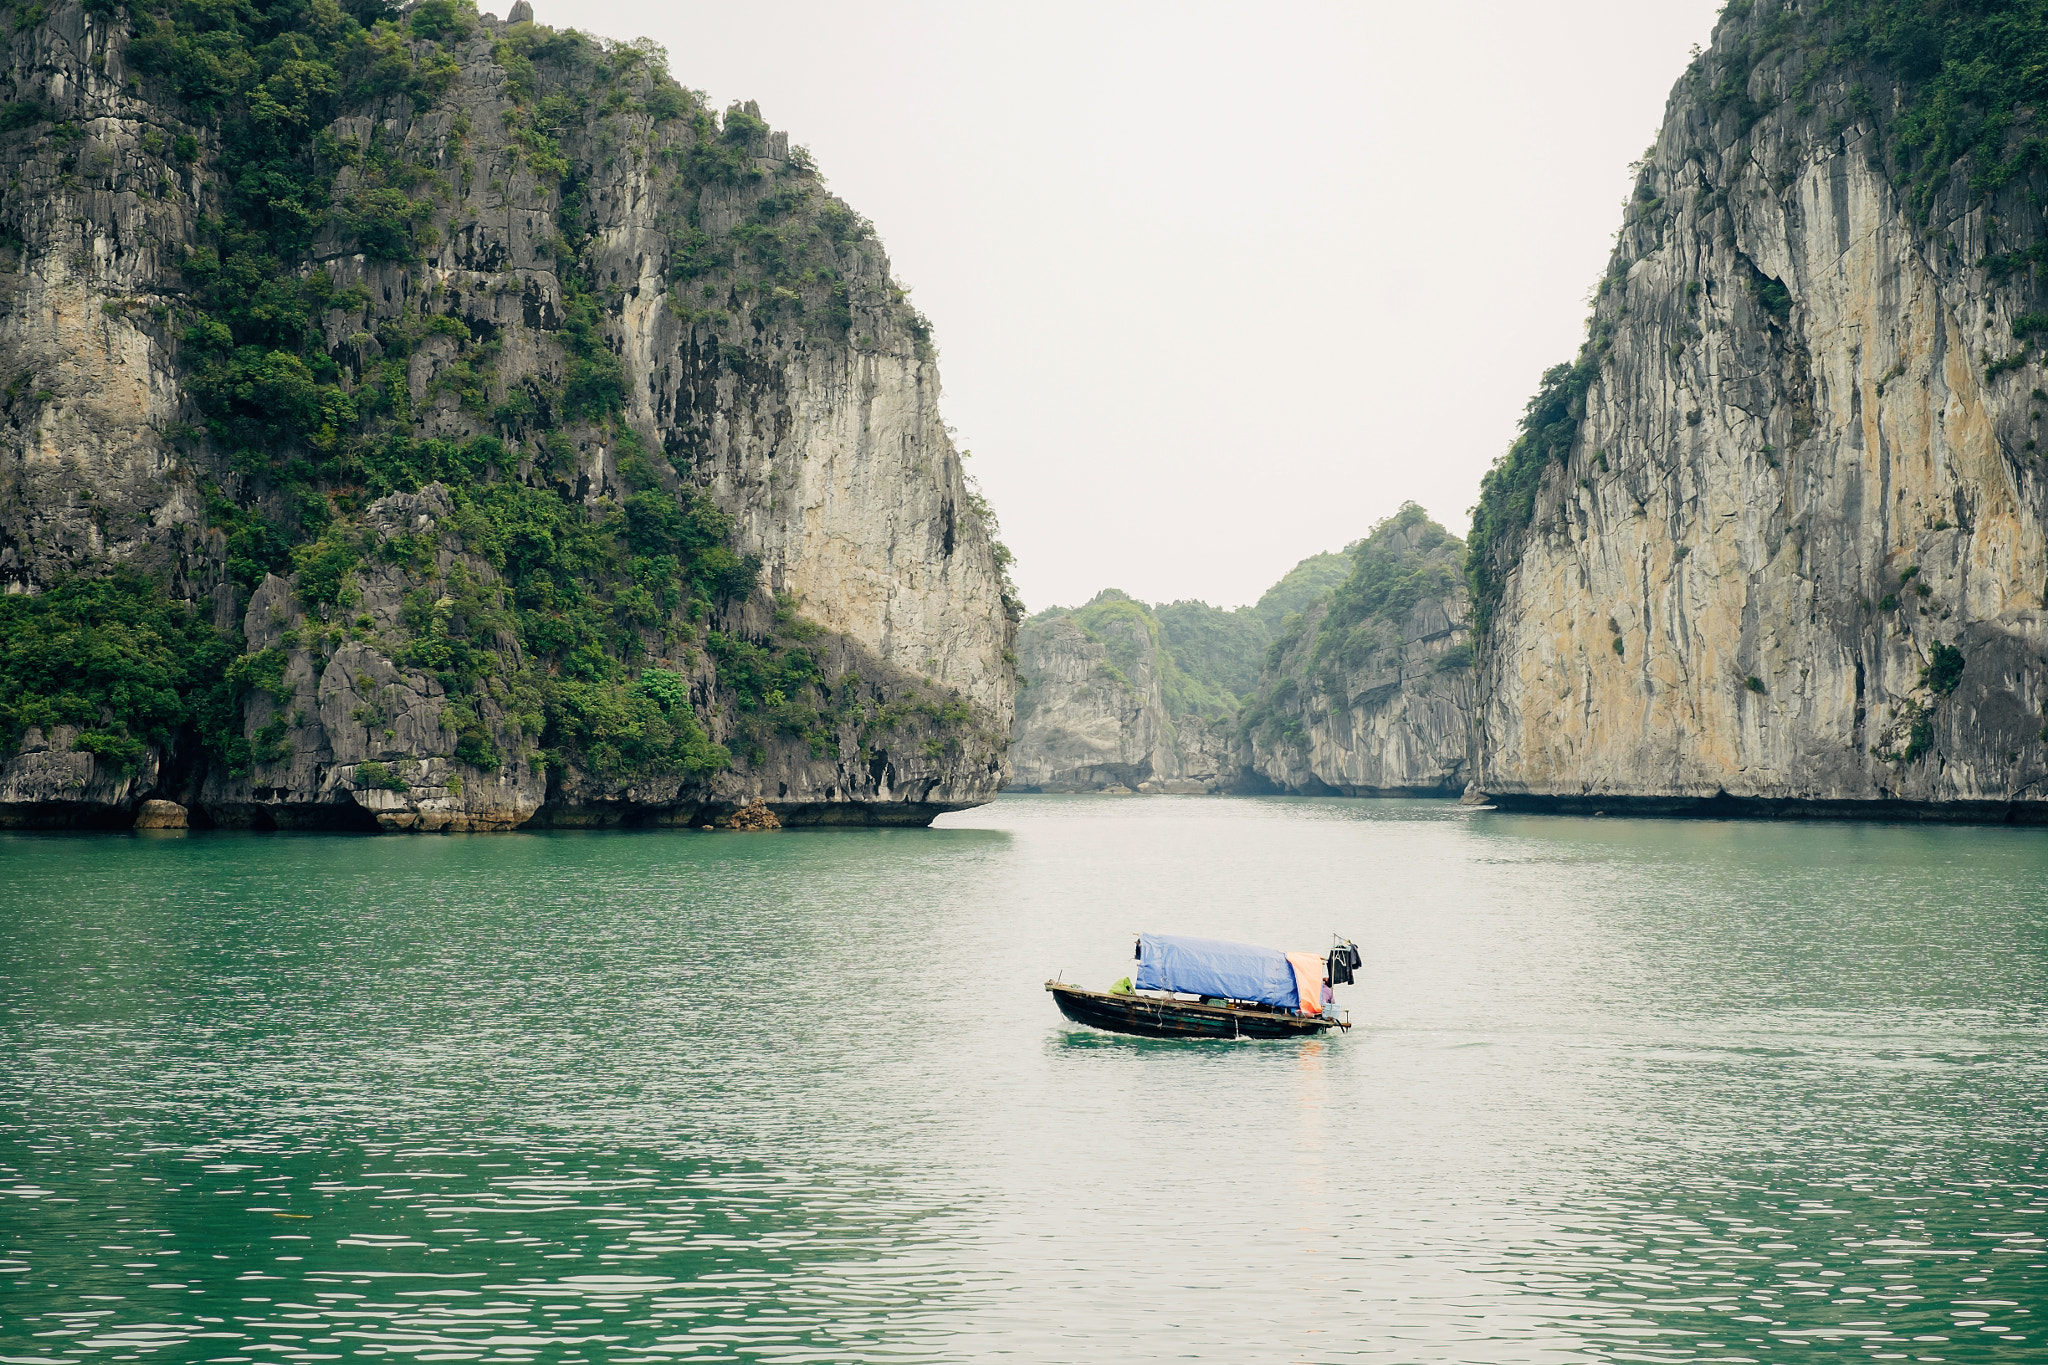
1468 0 2048 820
1008 592 1242 793
1011 513 1475 797
1242 505 1475 796
0 0 1014 829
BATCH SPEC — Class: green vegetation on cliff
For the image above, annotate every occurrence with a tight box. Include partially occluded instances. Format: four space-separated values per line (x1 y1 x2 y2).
1314 505 1462 674
1466 0 2048 638
1716 0 2048 221
1465 358 1592 635
1031 537 1423 728
1153 600 1268 703
1149 551 1353 708
1243 505 1465 746
1035 592 1240 720
1031 550 1352 722
1250 551 1350 632
1029 518 1467 764
0 573 242 774
5 0 956 788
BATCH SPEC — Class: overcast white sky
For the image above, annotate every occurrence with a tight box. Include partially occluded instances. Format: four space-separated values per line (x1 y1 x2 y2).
562 0 1727 611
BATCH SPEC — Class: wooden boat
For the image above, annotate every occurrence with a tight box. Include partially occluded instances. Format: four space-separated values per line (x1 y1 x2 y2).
1048 931 1360 1039
1046 980 1347 1039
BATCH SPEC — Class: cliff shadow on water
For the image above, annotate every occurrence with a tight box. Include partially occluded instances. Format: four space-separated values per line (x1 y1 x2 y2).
0 0 1017 832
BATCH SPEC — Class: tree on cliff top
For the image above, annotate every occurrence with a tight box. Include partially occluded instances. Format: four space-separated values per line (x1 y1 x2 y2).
1252 551 1352 632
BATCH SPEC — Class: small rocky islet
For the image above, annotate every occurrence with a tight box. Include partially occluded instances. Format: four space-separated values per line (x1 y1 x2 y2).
7 0 2048 828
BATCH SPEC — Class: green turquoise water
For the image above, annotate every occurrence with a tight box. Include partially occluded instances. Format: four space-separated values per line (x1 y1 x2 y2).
1 795 2044 1363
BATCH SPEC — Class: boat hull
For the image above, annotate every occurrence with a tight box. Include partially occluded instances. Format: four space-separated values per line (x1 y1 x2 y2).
1047 982 1343 1039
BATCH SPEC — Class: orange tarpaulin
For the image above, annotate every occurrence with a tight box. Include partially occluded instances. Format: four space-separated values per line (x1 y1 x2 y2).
1285 952 1325 1017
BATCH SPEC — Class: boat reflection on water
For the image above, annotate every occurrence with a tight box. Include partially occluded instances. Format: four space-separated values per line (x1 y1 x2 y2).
1047 932 1360 1040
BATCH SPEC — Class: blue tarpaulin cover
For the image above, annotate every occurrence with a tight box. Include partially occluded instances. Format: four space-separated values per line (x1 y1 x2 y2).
1133 933 1300 1010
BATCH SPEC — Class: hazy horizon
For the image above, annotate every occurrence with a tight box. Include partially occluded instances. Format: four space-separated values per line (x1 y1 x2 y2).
563 0 1726 610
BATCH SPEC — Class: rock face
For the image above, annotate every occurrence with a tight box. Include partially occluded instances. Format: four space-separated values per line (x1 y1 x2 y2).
1012 516 1479 798
1010 616 1171 792
0 2 1014 830
1241 507 1476 796
1470 1 2048 820
1009 595 1239 793
0 726 160 828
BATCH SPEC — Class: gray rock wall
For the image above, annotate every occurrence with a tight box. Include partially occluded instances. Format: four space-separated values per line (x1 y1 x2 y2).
0 6 1013 829
0 725 160 828
1473 2 2048 819
1008 614 1233 793
1236 510 1476 797
1013 516 1479 798
1243 590 1475 797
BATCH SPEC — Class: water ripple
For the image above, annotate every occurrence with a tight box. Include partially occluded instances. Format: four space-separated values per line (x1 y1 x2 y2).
2 798 2044 1361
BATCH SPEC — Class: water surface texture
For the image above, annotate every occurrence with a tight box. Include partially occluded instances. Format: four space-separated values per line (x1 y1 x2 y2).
2 796 2045 1363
